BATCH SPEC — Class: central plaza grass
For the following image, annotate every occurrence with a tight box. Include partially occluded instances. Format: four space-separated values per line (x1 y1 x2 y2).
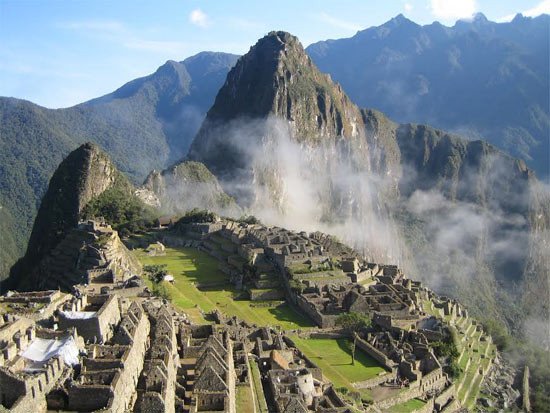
136 247 314 329
290 337 386 394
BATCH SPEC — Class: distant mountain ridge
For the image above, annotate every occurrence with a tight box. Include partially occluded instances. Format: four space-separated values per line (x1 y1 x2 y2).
307 13 550 178
0 52 238 278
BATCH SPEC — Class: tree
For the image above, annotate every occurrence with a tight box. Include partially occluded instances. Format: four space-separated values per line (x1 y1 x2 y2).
336 312 371 333
336 312 371 365
144 264 167 284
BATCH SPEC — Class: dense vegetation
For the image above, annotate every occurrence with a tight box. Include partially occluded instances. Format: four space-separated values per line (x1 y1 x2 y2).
82 183 157 236
175 209 218 225
336 312 372 333
143 264 171 300
431 327 461 378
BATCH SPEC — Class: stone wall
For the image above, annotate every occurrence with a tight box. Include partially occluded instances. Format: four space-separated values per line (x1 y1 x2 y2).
134 304 179 413
0 356 64 413
295 295 337 328
249 289 284 301
355 336 395 371
353 370 397 389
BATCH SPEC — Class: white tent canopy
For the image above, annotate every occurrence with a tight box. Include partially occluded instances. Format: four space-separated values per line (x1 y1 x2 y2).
21 336 80 366
59 310 96 319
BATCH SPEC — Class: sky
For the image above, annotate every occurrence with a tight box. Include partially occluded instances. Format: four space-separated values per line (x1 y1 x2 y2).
0 0 548 108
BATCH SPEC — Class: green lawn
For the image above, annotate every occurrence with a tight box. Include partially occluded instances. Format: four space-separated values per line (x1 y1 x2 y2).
249 357 269 413
136 247 314 329
290 337 386 392
389 398 426 413
236 385 255 413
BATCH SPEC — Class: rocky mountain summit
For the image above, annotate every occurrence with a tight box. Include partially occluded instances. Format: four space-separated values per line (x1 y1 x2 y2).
188 31 369 194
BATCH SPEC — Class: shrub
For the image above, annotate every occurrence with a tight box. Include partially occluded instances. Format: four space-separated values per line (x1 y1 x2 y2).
175 208 218 225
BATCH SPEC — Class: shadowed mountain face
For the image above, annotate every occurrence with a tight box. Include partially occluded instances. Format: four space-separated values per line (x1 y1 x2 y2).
0 52 238 278
307 13 550 179
180 31 549 342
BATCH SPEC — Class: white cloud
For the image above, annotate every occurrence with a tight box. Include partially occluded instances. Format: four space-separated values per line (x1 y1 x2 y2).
523 0 550 16
404 3 414 12
497 0 550 22
123 40 187 54
316 12 363 33
57 20 125 33
189 9 210 28
430 0 477 20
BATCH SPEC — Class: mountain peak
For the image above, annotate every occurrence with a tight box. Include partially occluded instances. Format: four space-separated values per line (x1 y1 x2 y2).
381 13 417 28
472 12 489 22
188 31 366 184
198 31 313 122
191 30 363 136
11 142 127 288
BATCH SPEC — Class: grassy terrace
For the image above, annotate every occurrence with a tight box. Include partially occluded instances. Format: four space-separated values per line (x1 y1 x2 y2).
136 247 314 329
454 319 496 410
420 300 497 410
249 357 269 413
290 337 386 398
389 398 426 413
236 385 255 412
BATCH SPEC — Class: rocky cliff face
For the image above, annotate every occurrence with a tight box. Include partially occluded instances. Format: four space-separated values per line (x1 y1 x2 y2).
363 109 549 335
26 143 120 260
182 32 389 250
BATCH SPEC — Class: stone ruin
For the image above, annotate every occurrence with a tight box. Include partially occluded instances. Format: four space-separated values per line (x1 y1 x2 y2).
0 217 503 412
34 219 141 291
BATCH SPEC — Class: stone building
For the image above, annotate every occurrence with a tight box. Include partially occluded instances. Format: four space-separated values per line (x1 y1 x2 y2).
58 293 121 344
179 325 237 413
134 301 179 413
0 318 83 413
66 301 150 412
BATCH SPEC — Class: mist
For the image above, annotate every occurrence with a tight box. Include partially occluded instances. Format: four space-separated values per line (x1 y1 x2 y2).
153 113 549 346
